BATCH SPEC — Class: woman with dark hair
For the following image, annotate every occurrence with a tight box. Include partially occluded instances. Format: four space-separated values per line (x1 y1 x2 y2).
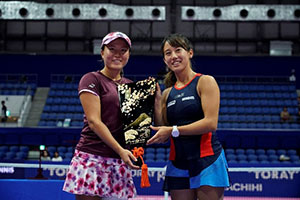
63 32 139 200
148 33 230 200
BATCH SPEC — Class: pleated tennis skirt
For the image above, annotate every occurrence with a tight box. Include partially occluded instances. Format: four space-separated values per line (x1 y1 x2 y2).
63 150 136 199
163 150 230 191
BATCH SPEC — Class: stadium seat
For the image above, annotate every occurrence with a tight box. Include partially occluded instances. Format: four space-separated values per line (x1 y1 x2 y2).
287 149 297 156
0 146 9 153
67 147 74 153
145 147 155 154
64 152 73 159
15 152 27 160
47 146 56 154
247 154 258 162
226 154 236 161
266 149 276 155
4 152 16 160
57 146 67 154
156 147 166 154
19 146 29 153
155 153 165 161
9 146 19 153
245 149 255 155
225 149 234 155
237 154 247 161
235 149 245 155
258 154 268 162
256 149 265 155
277 149 287 156
268 154 279 162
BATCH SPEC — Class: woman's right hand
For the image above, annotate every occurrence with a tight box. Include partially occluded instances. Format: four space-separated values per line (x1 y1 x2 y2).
119 148 141 169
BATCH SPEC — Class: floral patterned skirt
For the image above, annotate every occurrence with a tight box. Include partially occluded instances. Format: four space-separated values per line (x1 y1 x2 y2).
63 150 136 199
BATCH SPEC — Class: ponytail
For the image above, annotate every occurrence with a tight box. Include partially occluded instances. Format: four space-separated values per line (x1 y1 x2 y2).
164 70 176 88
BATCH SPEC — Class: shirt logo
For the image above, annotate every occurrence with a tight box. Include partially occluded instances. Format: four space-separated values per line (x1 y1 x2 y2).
174 92 184 99
167 100 176 107
182 96 195 101
88 83 95 88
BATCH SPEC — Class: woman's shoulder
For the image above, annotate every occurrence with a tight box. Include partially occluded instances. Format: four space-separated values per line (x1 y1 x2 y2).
80 71 106 83
121 76 133 84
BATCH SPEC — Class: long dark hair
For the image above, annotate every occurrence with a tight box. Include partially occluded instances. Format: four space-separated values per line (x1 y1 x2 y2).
161 33 193 88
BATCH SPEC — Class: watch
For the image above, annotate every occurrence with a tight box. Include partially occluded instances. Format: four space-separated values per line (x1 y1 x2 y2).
171 125 180 137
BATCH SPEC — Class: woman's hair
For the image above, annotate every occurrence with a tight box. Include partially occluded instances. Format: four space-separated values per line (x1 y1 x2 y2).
161 33 193 88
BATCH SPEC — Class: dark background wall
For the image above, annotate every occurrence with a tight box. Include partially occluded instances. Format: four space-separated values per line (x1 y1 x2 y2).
1 54 299 87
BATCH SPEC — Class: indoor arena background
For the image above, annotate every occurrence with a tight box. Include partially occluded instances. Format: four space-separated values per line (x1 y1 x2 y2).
0 0 300 199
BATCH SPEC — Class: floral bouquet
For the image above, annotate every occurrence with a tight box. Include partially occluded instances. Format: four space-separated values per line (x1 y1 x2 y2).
118 77 156 148
118 77 156 188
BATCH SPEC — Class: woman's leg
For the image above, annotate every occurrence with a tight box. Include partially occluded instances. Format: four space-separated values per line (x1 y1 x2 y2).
170 189 197 200
196 186 224 200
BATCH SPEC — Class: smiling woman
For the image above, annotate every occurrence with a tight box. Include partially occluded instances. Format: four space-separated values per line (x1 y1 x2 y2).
62 31 139 200
149 33 230 200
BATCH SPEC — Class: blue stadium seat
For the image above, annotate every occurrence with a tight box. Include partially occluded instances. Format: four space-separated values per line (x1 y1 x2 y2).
247 154 258 162
235 149 245 155
145 153 155 160
156 148 165 154
67 147 74 153
226 154 236 162
57 146 67 154
20 146 29 153
225 149 234 155
256 149 265 155
0 146 9 153
258 154 268 162
287 149 297 156
64 152 73 159
145 147 155 154
290 155 300 163
268 154 279 162
4 152 16 160
47 146 56 154
15 152 27 160
155 153 165 161
9 146 19 153
237 154 247 161
266 149 276 155
0 152 5 159
245 149 255 155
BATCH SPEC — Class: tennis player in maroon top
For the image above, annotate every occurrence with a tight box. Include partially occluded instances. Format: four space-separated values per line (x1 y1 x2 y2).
63 32 139 200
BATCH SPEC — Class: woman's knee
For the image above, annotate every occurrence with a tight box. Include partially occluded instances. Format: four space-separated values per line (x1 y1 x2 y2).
196 186 224 200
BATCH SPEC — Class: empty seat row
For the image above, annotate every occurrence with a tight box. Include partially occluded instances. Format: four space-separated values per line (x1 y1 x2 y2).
48 90 78 97
50 83 78 90
220 106 298 115
0 145 29 153
225 148 300 164
219 84 296 92
40 113 83 121
38 120 82 127
46 97 81 105
43 105 83 113
0 151 28 160
219 114 282 123
220 91 297 99
221 99 298 107
225 148 298 156
0 83 37 90
219 122 300 129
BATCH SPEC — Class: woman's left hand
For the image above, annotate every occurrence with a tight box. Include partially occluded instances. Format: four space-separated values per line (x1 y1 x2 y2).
146 125 172 145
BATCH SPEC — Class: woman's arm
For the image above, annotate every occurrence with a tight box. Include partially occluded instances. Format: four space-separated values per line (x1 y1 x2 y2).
80 92 139 169
147 75 219 145
154 85 171 126
177 75 220 135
